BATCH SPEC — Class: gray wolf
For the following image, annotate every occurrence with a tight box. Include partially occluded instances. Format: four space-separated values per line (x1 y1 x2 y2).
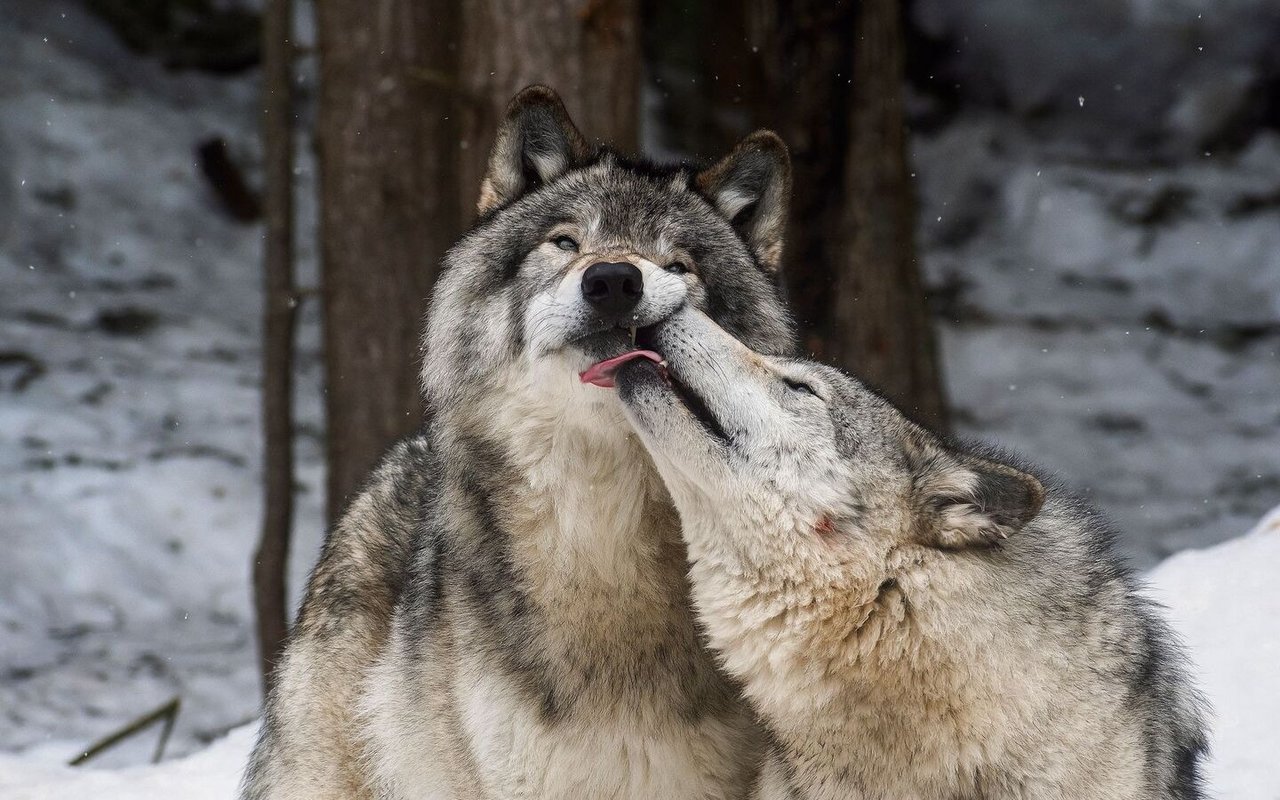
241 86 796 799
611 307 1208 800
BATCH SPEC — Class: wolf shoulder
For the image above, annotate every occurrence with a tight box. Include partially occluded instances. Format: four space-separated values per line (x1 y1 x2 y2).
242 430 439 800
292 430 439 641
985 466 1209 800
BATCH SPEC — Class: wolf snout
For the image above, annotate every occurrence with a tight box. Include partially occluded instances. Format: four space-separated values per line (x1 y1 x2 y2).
582 261 643 319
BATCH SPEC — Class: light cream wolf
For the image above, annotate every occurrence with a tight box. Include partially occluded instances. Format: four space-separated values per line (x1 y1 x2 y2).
240 87 797 798
610 307 1208 800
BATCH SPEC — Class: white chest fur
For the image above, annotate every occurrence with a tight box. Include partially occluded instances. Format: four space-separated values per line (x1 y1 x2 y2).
364 367 756 799
455 657 750 800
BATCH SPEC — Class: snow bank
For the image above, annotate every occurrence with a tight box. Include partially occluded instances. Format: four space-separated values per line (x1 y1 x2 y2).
916 120 1280 565
1148 505 1280 800
0 0 327 756
2 510 1278 798
912 0 1280 155
0 724 254 800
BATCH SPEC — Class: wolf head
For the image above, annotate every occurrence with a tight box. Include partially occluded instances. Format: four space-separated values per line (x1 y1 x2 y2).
422 87 796 436
615 308 1045 567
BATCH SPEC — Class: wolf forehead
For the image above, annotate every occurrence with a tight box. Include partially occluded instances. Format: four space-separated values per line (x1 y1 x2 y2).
770 359 903 451
426 152 795 362
459 153 769 279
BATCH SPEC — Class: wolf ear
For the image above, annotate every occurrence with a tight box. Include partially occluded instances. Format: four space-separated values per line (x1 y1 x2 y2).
478 85 590 214
696 130 792 272
910 440 1045 550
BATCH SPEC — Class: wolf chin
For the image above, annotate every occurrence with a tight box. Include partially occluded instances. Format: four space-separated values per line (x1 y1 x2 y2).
614 308 1209 800
241 86 796 799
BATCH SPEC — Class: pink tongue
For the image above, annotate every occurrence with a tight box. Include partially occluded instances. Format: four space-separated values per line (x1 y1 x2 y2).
579 350 664 388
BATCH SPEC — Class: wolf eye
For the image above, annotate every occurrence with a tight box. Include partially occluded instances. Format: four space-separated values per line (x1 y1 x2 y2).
552 235 579 252
663 261 689 275
785 378 820 398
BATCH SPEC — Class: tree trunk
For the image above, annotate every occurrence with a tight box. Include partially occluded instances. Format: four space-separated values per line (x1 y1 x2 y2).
316 1 640 520
315 0 463 520
315 0 641 521
674 0 948 430
833 0 947 430
456 0 641 210
253 0 296 698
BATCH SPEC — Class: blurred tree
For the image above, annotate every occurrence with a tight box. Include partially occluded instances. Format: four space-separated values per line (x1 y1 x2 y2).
85 0 261 73
455 0 641 208
316 0 463 522
648 0 948 431
317 0 640 520
253 0 296 697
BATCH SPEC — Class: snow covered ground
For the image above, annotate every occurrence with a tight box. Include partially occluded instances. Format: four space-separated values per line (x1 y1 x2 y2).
1 0 327 764
3 508 1278 798
2 0 1278 784
0 722 256 800
1148 506 1280 799
916 119 1280 563
912 0 1280 158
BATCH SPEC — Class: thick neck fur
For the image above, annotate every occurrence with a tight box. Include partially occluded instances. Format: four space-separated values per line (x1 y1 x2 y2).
674 491 1127 797
476 359 679 585
437 359 718 707
677 498 933 705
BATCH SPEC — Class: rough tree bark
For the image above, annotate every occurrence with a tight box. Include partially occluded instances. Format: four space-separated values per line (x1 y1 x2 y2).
456 0 641 209
833 0 947 430
671 0 948 430
316 0 641 520
315 0 462 520
253 0 296 697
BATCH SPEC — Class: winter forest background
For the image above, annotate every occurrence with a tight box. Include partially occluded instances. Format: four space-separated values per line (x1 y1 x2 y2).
2 0 1279 795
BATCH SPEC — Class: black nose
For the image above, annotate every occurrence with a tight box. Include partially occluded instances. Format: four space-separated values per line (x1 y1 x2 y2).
581 261 643 318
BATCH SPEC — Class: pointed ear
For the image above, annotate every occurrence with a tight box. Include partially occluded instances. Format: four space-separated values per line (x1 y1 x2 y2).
910 440 1045 550
478 85 590 214
696 130 792 272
